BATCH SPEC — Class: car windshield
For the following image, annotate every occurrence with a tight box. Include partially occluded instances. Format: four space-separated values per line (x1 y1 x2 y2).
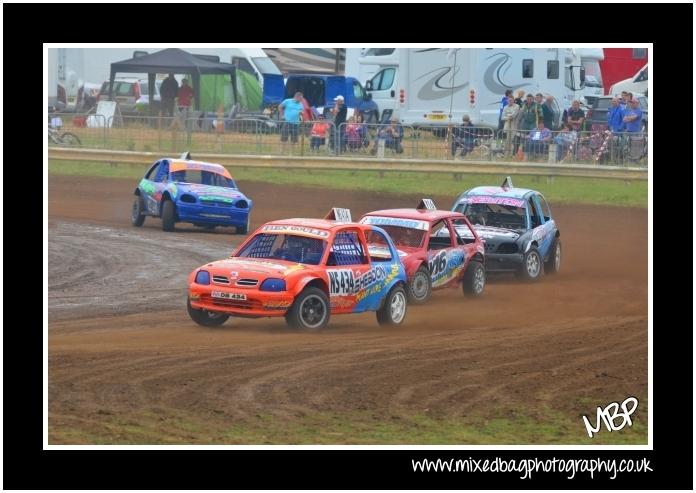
169 169 237 188
370 225 425 248
455 200 527 231
235 233 327 265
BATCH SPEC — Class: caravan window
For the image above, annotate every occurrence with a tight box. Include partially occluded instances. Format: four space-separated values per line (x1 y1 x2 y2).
547 60 559 79
522 59 534 78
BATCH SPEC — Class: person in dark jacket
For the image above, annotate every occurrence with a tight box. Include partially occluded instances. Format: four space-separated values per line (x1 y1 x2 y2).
160 73 179 117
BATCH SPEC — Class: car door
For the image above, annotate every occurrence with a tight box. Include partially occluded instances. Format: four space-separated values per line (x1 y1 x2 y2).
325 228 373 313
427 219 466 289
450 216 481 275
529 193 555 257
140 160 161 215
142 160 169 215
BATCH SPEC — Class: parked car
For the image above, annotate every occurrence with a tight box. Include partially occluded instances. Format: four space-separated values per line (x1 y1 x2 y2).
586 95 648 132
359 199 485 304
132 153 253 233
134 79 162 115
450 178 561 281
186 209 409 329
98 77 144 115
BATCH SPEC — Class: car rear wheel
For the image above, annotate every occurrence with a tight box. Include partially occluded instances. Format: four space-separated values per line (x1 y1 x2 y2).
407 266 432 304
285 287 330 330
518 246 542 281
131 195 145 227
161 200 176 232
187 297 229 327
463 261 486 297
544 239 562 274
376 285 408 326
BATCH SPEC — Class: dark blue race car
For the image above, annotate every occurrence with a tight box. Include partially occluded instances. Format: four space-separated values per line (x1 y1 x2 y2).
450 178 561 280
131 153 253 233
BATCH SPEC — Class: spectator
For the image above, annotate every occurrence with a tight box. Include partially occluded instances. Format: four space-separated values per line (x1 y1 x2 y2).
345 116 363 151
177 78 194 111
278 91 304 145
607 97 625 133
519 93 541 132
357 93 380 124
355 113 370 149
622 98 643 133
566 100 585 131
498 89 514 137
554 123 577 162
309 114 329 152
451 115 476 158
160 73 178 118
330 95 347 153
371 117 404 155
525 121 552 160
514 89 525 107
541 95 556 130
501 96 520 155
619 91 629 108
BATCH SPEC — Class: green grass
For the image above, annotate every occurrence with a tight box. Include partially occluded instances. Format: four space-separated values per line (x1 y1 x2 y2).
48 159 647 208
50 405 648 445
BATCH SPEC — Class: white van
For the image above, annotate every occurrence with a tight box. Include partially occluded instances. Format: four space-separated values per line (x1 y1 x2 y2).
609 63 648 97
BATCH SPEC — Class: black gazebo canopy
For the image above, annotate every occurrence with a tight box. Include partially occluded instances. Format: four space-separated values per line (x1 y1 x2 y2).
109 48 238 114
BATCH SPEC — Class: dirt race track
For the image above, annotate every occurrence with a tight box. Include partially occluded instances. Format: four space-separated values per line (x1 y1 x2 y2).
48 175 648 444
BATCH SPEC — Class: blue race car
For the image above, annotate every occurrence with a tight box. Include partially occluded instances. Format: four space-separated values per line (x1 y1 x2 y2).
131 153 252 233
450 177 561 280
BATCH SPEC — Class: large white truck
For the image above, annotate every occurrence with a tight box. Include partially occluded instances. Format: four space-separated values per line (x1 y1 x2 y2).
360 48 586 129
574 48 604 106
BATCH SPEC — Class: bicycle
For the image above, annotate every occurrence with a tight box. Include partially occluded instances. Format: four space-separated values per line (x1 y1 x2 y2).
48 125 81 146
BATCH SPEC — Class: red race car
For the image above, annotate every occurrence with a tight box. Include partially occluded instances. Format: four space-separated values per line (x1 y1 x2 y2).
360 199 486 304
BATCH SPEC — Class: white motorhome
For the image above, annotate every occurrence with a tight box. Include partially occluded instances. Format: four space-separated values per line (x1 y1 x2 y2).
609 63 648 97
360 48 586 129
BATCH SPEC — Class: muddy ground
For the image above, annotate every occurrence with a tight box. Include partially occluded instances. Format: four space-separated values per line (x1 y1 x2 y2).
48 175 648 443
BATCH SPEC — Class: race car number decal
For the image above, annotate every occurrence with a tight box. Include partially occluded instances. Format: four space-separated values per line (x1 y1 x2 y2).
328 265 387 296
328 269 355 296
211 291 247 300
429 250 466 286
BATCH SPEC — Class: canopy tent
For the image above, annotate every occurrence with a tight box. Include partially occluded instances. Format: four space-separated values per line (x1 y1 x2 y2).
199 70 262 113
108 48 238 115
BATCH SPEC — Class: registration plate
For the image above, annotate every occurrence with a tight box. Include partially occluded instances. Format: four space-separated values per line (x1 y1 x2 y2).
427 113 447 120
211 291 247 301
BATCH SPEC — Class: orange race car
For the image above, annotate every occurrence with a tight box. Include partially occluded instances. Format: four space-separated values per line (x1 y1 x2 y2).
187 209 410 329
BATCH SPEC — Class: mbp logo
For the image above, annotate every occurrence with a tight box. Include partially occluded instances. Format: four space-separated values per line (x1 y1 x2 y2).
582 396 638 438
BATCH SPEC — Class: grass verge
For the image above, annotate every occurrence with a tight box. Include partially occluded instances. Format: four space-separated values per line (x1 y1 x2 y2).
48 160 647 208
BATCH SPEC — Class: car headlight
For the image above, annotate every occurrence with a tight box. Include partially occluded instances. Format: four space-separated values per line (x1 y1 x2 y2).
259 278 286 292
180 194 197 204
195 270 210 285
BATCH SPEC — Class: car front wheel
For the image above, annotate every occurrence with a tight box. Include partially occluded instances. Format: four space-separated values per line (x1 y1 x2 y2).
187 297 229 327
161 200 176 231
285 287 330 330
518 246 542 281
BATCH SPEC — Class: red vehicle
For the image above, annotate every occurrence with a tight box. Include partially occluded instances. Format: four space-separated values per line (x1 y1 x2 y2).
600 48 648 95
187 209 410 329
359 200 486 304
